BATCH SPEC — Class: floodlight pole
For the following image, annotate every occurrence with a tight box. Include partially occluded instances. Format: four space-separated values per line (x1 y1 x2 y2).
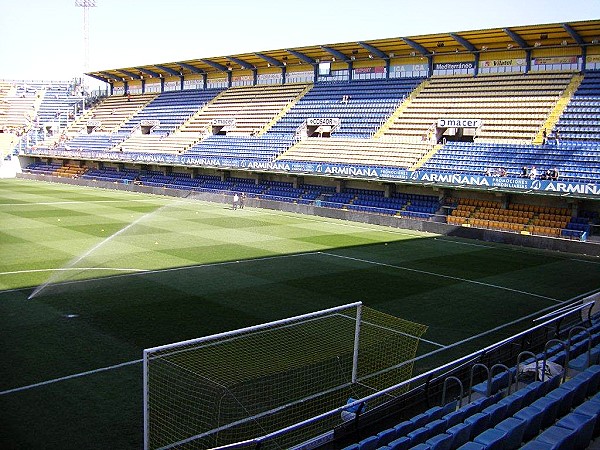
75 0 97 74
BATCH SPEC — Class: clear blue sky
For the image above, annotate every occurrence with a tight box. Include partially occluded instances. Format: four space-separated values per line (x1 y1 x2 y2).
1 0 599 88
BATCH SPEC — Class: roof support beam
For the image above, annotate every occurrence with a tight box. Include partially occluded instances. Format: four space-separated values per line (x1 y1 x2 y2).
135 67 161 78
99 71 123 82
503 28 528 48
321 46 349 62
449 33 477 52
255 53 284 67
177 62 205 74
154 65 180 77
562 23 585 45
285 49 315 65
86 73 110 83
357 42 389 59
401 37 431 56
118 69 142 80
226 56 255 70
200 59 229 72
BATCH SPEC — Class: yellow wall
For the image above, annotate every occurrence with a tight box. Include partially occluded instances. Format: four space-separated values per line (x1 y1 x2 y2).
258 68 283 75
586 45 600 56
432 53 475 63
532 47 580 58
352 59 385 69
207 73 227 81
286 64 313 74
482 50 526 60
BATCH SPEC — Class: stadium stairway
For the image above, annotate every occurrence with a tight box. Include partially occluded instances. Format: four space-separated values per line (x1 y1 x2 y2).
532 74 584 145
258 83 313 136
373 79 432 139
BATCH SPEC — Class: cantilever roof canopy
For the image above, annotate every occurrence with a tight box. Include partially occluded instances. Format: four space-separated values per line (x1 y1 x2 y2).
86 19 600 84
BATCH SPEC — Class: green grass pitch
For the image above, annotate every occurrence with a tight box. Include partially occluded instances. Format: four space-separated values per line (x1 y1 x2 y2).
0 178 599 449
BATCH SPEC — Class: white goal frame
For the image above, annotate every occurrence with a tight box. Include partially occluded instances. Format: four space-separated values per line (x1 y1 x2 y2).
142 302 363 450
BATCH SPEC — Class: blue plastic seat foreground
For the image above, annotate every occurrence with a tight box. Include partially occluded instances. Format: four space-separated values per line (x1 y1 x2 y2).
357 435 379 450
464 412 490 441
494 416 527 450
455 442 485 450
445 422 472 449
535 424 577 450
573 399 600 437
387 436 411 450
514 405 544 441
555 412 595 450
377 428 397 447
425 433 453 450
530 395 560 429
473 428 506 450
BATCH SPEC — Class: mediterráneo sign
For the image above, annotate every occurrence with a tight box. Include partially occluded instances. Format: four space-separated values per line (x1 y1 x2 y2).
437 118 482 128
22 148 600 197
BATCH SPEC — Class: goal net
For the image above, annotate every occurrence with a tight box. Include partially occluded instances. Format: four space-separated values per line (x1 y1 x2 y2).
143 302 427 450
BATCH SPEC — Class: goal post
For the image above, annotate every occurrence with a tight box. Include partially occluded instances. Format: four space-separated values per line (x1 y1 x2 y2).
143 302 427 450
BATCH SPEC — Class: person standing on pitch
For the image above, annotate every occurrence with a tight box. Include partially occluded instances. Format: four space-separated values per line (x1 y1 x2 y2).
233 192 239 210
240 192 246 209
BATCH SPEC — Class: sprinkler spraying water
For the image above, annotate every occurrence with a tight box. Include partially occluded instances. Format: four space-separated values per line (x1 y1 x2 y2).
28 202 174 300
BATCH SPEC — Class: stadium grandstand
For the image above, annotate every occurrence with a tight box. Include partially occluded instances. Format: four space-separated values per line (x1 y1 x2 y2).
5 20 599 247
2 17 600 450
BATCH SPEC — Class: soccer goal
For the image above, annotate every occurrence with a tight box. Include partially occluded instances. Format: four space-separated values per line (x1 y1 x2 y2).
143 302 427 450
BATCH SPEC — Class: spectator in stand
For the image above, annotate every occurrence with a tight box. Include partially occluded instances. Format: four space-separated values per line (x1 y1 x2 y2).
551 167 559 180
529 166 538 179
542 129 547 145
521 166 529 178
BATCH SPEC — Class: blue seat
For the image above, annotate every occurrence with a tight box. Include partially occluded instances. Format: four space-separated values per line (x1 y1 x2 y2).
464 412 490 440
456 443 485 450
424 419 446 438
393 420 414 438
514 405 545 441
530 395 561 428
473 428 506 450
442 409 467 428
387 436 411 450
425 433 453 450
573 399 600 437
498 389 527 416
546 387 576 418
409 444 430 450
481 402 507 427
555 412 595 450
560 376 590 407
358 435 379 450
534 424 577 450
377 428 397 447
407 426 431 446
577 365 600 396
494 417 527 450
445 422 472 449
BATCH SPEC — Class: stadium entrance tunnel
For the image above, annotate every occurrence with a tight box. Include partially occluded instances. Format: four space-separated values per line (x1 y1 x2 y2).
432 118 482 143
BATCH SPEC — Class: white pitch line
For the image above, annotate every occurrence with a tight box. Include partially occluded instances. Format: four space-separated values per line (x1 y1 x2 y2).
0 359 143 396
0 199 159 207
0 252 322 296
0 267 149 276
570 258 600 265
319 251 561 302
